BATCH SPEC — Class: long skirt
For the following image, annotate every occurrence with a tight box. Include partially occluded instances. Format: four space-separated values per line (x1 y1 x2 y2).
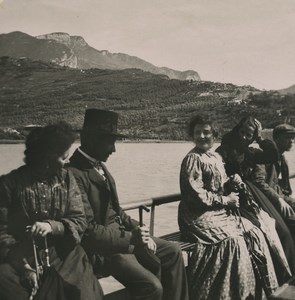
245 180 294 283
179 206 278 300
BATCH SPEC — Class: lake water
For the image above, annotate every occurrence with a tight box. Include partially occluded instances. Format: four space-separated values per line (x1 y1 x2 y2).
0 142 194 202
1 142 295 236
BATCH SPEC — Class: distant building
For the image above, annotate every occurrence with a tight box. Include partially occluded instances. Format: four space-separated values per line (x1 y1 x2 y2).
199 92 213 97
227 98 243 106
23 124 42 131
3 128 20 135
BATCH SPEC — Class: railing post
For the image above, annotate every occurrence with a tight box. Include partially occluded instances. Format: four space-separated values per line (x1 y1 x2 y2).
121 194 181 237
138 205 150 227
150 204 155 236
139 206 143 227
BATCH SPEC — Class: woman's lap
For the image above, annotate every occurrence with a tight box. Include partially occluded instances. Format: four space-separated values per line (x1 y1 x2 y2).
188 236 257 299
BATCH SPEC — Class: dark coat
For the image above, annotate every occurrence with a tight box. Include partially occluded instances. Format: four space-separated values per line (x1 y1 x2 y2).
253 161 294 211
68 149 139 259
0 166 103 300
253 164 284 205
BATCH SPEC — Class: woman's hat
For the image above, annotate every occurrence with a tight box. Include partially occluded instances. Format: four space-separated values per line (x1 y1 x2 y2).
82 109 126 138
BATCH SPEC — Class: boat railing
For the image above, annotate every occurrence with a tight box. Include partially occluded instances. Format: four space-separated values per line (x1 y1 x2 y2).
121 193 195 255
121 193 181 235
102 193 195 299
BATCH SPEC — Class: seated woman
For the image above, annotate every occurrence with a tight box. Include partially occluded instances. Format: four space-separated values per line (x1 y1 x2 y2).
216 116 294 282
178 115 278 299
0 123 102 300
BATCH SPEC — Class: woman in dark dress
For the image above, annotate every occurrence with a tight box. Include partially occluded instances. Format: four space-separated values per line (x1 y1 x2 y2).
0 123 103 300
216 116 294 282
179 115 278 299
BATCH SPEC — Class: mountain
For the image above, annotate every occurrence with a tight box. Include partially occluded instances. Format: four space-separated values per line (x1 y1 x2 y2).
278 84 295 95
0 31 200 81
1 56 276 140
0 31 74 66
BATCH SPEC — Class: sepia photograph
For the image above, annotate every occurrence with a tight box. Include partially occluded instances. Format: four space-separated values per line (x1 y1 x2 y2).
1 0 295 299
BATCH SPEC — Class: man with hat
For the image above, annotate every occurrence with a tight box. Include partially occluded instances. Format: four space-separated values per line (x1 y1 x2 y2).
68 109 188 300
253 124 295 219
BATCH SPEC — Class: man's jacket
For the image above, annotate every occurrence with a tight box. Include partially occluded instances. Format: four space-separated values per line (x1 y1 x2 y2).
68 149 139 258
252 159 293 211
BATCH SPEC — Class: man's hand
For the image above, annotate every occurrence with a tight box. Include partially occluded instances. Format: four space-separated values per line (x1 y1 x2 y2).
28 222 53 237
146 237 157 254
131 226 150 246
278 198 294 218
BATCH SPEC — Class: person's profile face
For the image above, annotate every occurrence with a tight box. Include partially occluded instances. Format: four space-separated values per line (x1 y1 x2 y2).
46 148 71 174
276 134 295 152
193 124 215 151
92 135 117 162
238 123 255 146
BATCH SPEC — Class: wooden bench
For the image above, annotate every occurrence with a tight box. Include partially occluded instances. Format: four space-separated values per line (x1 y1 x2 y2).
99 276 130 300
160 231 195 258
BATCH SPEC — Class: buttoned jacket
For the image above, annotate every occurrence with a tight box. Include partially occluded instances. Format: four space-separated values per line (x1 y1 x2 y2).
68 149 139 258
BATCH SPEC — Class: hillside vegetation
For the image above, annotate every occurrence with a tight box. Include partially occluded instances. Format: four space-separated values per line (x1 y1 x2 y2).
1 56 294 140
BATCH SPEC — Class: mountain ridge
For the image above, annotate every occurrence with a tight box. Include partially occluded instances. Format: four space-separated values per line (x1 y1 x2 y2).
278 84 295 95
0 31 200 81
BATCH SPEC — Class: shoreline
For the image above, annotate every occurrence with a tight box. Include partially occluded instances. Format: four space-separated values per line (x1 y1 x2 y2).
120 139 188 143
0 139 25 144
0 129 273 145
0 139 190 144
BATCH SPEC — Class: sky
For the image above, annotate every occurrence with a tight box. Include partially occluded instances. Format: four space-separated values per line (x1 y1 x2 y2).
0 0 294 90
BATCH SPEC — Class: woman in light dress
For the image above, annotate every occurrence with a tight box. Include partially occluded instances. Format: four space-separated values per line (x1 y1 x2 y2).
179 115 279 299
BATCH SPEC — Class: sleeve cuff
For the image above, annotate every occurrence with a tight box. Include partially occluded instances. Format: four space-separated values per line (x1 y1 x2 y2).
45 220 64 236
127 245 135 254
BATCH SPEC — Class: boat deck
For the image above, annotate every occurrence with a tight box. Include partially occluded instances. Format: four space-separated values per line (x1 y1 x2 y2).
99 276 130 300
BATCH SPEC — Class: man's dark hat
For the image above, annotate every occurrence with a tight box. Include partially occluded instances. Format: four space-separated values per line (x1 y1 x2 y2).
82 109 126 138
273 124 295 138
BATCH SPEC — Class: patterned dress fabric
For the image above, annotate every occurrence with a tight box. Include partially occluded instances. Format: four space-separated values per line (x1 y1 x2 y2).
0 166 102 300
179 148 278 300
